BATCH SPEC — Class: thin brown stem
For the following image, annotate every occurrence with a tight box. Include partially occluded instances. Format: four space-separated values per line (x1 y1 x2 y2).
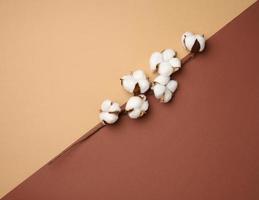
182 53 195 65
48 123 104 164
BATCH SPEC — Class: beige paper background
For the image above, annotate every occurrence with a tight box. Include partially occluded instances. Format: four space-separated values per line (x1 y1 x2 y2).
0 0 256 197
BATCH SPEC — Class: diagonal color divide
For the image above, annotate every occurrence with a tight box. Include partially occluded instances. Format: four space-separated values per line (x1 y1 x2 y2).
1 2 259 199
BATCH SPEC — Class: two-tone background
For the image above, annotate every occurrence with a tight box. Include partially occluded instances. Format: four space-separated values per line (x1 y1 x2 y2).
0 0 256 197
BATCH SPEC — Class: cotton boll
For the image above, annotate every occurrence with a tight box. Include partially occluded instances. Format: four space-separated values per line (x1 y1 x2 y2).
150 52 163 72
121 70 150 95
158 62 173 76
154 75 170 85
167 80 178 93
125 95 149 119
162 49 175 61
182 32 206 53
99 112 119 124
99 99 121 124
152 77 178 103
150 49 180 75
125 96 142 111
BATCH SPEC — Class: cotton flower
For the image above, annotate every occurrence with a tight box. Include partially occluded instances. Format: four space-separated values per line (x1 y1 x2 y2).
152 75 178 103
121 70 150 95
125 95 149 119
181 32 205 53
149 49 181 76
99 99 121 124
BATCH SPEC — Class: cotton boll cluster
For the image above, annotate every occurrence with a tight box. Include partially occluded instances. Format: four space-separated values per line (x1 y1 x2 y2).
149 49 181 76
99 32 205 125
125 95 149 119
152 75 178 103
99 99 121 124
181 32 205 53
149 49 180 103
121 70 150 95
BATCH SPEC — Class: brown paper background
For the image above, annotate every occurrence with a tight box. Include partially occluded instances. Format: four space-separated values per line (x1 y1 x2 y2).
0 0 256 197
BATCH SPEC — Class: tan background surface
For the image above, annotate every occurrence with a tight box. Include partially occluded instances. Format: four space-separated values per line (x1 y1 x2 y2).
0 0 256 197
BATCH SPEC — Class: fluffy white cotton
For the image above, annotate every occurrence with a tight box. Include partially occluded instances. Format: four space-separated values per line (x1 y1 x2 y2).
121 75 136 93
166 80 178 93
99 99 121 124
153 84 166 99
181 32 195 51
162 49 176 61
125 96 142 111
154 75 170 85
169 57 181 71
195 34 205 52
138 79 150 93
99 112 119 124
163 89 173 103
121 70 150 94
125 95 149 119
181 32 206 53
149 48 181 76
152 76 178 103
132 70 146 80
109 102 121 113
158 62 174 76
181 32 192 42
128 109 141 119
140 100 149 112
149 52 163 72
